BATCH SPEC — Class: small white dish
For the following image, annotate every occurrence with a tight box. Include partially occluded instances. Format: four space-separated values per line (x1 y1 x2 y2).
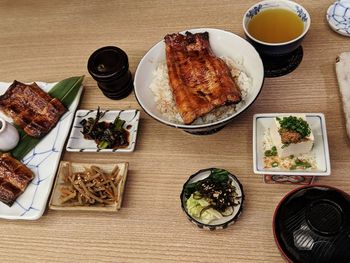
0 117 19 151
253 113 331 177
0 81 83 220
66 109 140 153
327 0 350 37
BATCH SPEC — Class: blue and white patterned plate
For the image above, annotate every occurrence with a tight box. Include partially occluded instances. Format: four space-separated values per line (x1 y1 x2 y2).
66 109 140 153
327 0 350 37
0 81 83 220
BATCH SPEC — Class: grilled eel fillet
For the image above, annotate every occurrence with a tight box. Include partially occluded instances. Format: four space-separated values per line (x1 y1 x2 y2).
0 81 66 138
0 154 34 207
164 32 242 124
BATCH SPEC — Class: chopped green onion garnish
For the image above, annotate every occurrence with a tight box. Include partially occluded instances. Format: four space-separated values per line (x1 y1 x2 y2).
272 162 279 167
265 146 277 157
277 116 311 138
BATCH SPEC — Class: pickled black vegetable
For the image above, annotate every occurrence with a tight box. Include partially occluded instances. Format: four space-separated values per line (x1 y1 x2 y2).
80 107 129 149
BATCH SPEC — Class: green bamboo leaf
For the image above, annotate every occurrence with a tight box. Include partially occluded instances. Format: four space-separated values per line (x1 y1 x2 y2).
48 75 84 108
11 137 41 160
11 76 84 160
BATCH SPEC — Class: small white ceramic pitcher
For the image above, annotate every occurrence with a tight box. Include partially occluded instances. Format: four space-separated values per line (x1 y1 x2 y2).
0 117 19 151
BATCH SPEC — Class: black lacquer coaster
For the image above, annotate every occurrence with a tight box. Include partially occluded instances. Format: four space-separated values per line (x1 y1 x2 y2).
262 46 303 78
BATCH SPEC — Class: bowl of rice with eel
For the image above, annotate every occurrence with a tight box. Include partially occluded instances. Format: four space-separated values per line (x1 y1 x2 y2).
134 28 264 134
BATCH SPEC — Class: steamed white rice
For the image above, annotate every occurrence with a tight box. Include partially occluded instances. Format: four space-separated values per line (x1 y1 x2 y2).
149 57 252 125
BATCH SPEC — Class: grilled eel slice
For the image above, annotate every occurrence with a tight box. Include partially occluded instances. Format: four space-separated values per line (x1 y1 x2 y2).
164 31 241 124
0 81 66 138
0 153 34 207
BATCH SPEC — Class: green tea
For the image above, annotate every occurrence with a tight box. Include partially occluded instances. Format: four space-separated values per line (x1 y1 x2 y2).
248 8 304 43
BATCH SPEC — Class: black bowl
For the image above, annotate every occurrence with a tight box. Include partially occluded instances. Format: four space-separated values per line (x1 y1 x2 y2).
99 72 134 100
245 35 306 57
273 185 350 263
97 71 132 93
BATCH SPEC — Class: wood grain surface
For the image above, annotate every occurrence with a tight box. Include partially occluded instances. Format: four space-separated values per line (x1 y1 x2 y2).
0 0 349 262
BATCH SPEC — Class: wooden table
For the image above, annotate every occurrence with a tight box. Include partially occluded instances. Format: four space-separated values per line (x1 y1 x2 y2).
0 0 349 262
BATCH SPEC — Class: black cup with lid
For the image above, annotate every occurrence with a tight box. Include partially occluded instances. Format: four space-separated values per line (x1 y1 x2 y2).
87 46 133 100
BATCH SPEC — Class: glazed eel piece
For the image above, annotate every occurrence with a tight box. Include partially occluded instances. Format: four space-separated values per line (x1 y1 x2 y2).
0 154 34 207
0 81 66 138
164 31 241 124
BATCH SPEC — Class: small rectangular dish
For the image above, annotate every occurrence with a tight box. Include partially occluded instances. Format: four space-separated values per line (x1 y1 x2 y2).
49 161 128 212
253 113 331 184
66 109 140 153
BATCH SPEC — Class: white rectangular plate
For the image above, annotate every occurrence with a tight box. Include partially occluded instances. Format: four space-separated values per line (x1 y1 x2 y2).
0 81 83 220
66 109 140 153
253 113 331 176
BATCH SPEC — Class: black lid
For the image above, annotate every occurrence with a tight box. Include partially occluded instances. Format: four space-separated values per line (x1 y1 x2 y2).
87 46 129 81
274 185 350 263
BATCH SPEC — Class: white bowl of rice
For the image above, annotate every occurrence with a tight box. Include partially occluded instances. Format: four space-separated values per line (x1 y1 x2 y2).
134 28 264 134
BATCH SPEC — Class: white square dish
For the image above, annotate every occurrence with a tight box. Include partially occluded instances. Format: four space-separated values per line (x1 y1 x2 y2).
253 113 331 177
0 81 83 220
66 109 140 153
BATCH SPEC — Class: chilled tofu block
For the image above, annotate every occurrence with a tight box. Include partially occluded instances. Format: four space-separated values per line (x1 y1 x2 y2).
270 115 314 158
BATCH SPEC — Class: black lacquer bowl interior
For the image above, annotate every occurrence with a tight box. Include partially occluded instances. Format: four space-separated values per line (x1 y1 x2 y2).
273 185 350 263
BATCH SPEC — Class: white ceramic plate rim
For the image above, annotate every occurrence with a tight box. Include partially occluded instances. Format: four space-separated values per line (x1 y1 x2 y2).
134 27 264 129
0 81 83 220
253 113 331 176
66 109 140 153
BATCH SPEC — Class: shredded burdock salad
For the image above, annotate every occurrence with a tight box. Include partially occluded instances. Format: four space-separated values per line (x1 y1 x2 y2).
60 162 122 206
